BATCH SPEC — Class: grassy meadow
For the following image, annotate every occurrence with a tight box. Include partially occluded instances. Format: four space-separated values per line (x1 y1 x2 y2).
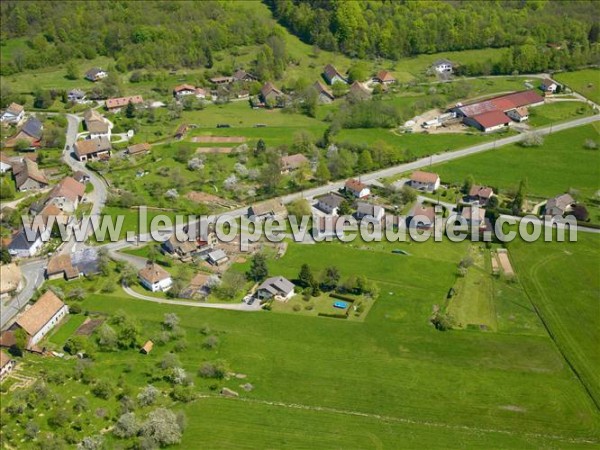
554 69 600 104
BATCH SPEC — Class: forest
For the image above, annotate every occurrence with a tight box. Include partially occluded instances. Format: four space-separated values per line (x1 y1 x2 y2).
267 0 600 72
0 1 274 75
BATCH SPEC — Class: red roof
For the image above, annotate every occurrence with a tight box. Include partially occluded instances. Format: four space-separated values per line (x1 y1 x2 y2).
410 171 439 184
458 90 544 117
345 178 367 193
471 110 511 129
105 96 143 109
376 70 395 82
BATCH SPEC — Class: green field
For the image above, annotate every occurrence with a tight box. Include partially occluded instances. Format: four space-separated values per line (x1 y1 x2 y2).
433 124 600 199
510 232 600 407
554 69 600 104
527 101 595 127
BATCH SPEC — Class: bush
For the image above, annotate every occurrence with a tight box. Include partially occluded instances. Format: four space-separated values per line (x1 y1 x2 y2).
198 361 228 379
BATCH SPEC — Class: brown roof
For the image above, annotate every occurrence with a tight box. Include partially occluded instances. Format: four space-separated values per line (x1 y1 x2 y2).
349 81 370 98
471 110 511 129
412 204 436 222
323 64 344 81
46 254 79 279
189 272 210 288
250 199 287 217
376 70 395 82
260 82 283 99
410 171 439 184
40 203 71 227
0 351 12 369
16 291 66 336
127 143 151 155
173 84 196 93
49 176 85 203
0 263 22 295
6 103 24 116
138 263 171 284
84 109 105 123
105 96 143 110
13 158 48 188
469 185 494 199
210 76 234 84
140 340 153 354
75 136 111 157
462 206 486 221
281 153 309 171
345 178 368 193
313 81 334 99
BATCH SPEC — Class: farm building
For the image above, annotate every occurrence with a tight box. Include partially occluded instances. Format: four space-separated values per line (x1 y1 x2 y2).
464 110 511 132
506 107 529 122
127 142 151 157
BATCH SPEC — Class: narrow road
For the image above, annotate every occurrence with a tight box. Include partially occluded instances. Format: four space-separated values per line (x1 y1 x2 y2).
122 285 261 311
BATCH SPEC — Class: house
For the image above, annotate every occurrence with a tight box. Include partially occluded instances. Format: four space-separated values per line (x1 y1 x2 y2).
105 95 144 112
83 109 111 139
13 158 48 191
467 185 495 206
6 117 43 148
410 171 440 192
140 340 154 354
313 215 345 239
312 81 334 104
0 263 23 299
127 142 151 157
210 76 234 85
1 103 25 124
232 69 258 83
74 136 111 161
316 193 344 215
345 179 370 198
280 153 309 174
46 176 85 212
432 59 453 74
138 262 173 292
67 89 86 103
85 68 108 82
506 107 529 122
8 223 50 258
0 351 15 380
260 82 284 106
323 64 347 85
194 88 207 99
409 204 436 229
461 206 487 229
349 81 371 100
373 70 396 85
46 254 80 281
256 276 295 301
173 84 197 97
72 170 90 184
0 153 14 173
248 199 287 222
355 202 385 223
545 193 574 217
541 79 558 94
207 249 229 266
14 290 69 346
162 233 198 258
39 204 73 234
464 110 511 132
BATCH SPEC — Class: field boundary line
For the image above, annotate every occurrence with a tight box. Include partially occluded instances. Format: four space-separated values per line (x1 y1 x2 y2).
196 394 599 445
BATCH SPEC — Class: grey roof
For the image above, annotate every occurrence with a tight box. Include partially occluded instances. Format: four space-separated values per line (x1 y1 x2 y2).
258 276 294 296
208 249 227 261
68 89 85 98
72 248 100 275
22 117 43 140
546 194 574 213
8 227 41 251
433 59 452 66
318 193 344 210
85 68 105 78
356 202 383 217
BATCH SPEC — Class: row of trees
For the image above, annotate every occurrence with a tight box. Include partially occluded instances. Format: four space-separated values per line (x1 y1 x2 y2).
268 0 599 60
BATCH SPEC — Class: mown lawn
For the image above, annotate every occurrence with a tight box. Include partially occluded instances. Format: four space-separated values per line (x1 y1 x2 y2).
527 101 595 127
48 314 87 347
554 69 600 104
433 124 600 199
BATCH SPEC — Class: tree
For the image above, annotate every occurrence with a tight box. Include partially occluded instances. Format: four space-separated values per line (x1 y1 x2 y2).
125 100 136 118
347 62 369 83
92 380 114 399
521 132 544 147
140 408 183 447
247 253 268 282
315 159 331 183
298 263 314 288
286 199 311 220
0 247 12 264
113 412 139 439
511 178 528 214
65 61 79 80
138 385 159 407
78 435 104 450
162 313 180 330
338 199 353 216
260 150 282 193
462 175 475 194
357 149 374 172
118 263 137 286
97 323 117 350
0 178 15 200
399 185 417 205
255 139 266 157
10 327 29 356
320 266 340 291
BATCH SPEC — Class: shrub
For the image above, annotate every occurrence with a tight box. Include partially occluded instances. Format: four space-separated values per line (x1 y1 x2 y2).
198 361 228 379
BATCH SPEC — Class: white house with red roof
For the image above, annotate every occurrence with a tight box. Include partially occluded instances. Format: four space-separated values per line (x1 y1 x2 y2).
410 171 440 192
345 179 370 198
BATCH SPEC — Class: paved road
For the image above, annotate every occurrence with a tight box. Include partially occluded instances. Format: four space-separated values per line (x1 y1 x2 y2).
122 285 261 311
0 259 45 329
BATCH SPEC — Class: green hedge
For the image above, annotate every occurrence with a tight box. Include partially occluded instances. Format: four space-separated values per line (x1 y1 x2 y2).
329 293 356 303
317 313 348 319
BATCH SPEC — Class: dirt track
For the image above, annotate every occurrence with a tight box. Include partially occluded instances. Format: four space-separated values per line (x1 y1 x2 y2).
192 136 246 143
